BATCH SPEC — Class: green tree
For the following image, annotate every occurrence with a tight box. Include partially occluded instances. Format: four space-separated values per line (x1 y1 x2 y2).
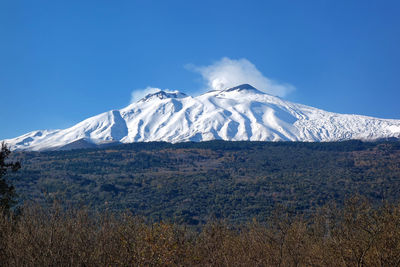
0 142 20 213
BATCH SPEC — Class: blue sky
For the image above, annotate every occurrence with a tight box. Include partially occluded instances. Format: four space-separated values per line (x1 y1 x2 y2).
1 0 400 139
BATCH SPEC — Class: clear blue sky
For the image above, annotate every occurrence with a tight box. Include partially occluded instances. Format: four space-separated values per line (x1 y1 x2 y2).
1 0 400 139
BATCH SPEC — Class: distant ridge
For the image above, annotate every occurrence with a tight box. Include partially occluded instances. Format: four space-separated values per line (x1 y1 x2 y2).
4 84 400 151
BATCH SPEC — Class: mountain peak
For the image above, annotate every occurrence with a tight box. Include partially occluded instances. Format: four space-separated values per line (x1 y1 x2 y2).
139 90 188 102
222 84 263 94
4 84 400 151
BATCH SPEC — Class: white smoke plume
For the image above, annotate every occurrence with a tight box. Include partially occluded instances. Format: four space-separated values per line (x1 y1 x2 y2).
130 86 162 103
189 57 294 97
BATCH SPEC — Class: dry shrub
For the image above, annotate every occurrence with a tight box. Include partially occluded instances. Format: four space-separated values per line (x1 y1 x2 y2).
1 196 400 266
0 203 192 266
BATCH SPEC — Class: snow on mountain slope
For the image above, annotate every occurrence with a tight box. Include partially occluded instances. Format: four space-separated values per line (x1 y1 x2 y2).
4 84 400 151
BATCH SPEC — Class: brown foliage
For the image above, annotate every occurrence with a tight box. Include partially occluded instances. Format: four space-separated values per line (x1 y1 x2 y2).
1 196 400 266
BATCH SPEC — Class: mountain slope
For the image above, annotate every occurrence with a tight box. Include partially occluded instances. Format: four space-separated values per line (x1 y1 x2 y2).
4 84 400 151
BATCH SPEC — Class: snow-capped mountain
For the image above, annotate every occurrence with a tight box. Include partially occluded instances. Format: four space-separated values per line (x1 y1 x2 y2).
4 84 400 151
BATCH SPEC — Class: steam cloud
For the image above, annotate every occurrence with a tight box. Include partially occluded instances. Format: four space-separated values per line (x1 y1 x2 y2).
131 86 180 103
130 87 162 103
130 57 294 103
190 57 294 97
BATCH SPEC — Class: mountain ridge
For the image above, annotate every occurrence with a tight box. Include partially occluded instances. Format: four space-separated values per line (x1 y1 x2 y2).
4 84 400 151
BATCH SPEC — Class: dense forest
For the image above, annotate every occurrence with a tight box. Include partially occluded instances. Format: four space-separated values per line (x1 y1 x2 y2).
6 140 400 224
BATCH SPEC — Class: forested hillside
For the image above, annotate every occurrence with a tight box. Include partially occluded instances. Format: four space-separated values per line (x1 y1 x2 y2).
7 140 400 224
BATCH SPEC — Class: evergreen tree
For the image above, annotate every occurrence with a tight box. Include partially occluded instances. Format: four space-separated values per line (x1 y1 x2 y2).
0 142 20 213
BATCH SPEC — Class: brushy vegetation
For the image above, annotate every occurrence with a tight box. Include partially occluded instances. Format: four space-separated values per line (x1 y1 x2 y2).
1 196 400 266
7 140 400 224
